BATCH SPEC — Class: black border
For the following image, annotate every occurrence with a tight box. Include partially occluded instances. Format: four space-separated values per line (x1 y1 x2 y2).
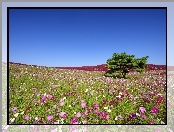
7 7 167 125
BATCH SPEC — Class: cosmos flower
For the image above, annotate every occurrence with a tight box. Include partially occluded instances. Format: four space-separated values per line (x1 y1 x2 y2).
76 112 82 118
12 107 17 113
59 99 64 106
139 107 146 114
151 107 159 113
24 115 30 121
59 112 67 118
93 104 99 109
47 115 53 122
129 113 136 119
81 100 86 108
41 93 47 103
149 121 154 124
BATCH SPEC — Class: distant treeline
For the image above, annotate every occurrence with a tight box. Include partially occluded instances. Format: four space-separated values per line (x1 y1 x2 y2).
9 62 167 71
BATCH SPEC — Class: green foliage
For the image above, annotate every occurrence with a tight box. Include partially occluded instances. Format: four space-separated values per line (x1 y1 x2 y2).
106 52 149 78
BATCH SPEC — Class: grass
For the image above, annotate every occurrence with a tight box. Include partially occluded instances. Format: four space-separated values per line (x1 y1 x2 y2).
9 63 166 124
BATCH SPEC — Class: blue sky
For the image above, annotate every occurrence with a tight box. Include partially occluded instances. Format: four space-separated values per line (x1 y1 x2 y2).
9 8 166 67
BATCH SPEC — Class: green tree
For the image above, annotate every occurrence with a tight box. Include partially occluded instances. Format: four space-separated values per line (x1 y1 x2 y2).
105 52 149 78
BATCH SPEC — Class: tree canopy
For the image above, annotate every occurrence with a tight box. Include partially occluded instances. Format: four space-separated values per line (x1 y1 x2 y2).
105 52 149 78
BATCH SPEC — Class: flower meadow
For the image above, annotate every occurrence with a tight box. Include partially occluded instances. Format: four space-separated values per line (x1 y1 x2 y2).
9 63 167 125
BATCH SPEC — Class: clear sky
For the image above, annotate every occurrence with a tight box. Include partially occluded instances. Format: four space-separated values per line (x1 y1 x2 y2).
9 8 166 67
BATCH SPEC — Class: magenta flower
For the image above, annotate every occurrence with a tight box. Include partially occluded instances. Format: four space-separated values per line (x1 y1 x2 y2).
129 113 136 119
24 115 29 121
70 117 78 124
12 107 17 113
76 112 82 118
151 107 159 113
59 112 67 118
139 107 146 114
149 121 155 124
98 112 109 120
41 93 47 103
47 115 53 122
93 104 99 109
81 100 86 108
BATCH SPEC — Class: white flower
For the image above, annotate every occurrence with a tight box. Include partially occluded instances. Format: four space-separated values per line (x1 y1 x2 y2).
10 118 15 123
21 111 24 115
103 95 105 97
68 105 71 107
116 95 121 98
85 89 88 92
119 92 122 95
61 118 64 124
35 117 38 121
136 113 140 116
104 107 108 110
115 117 118 120
107 109 111 113
63 97 66 100
14 113 19 117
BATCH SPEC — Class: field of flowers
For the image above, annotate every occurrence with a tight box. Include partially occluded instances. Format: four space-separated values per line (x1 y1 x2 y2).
9 63 166 124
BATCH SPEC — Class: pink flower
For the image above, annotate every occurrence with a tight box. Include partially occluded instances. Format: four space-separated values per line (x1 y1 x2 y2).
141 115 148 119
54 122 59 124
76 112 81 118
70 117 78 124
84 110 89 115
98 112 109 120
24 115 29 121
59 112 67 118
94 109 99 114
72 101 76 105
53 105 57 109
59 99 64 106
82 120 87 124
81 100 86 108
47 115 53 122
139 107 146 114
93 104 99 109
149 121 154 124
12 107 17 113
41 93 47 103
151 107 159 113
115 115 123 120
47 94 54 100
